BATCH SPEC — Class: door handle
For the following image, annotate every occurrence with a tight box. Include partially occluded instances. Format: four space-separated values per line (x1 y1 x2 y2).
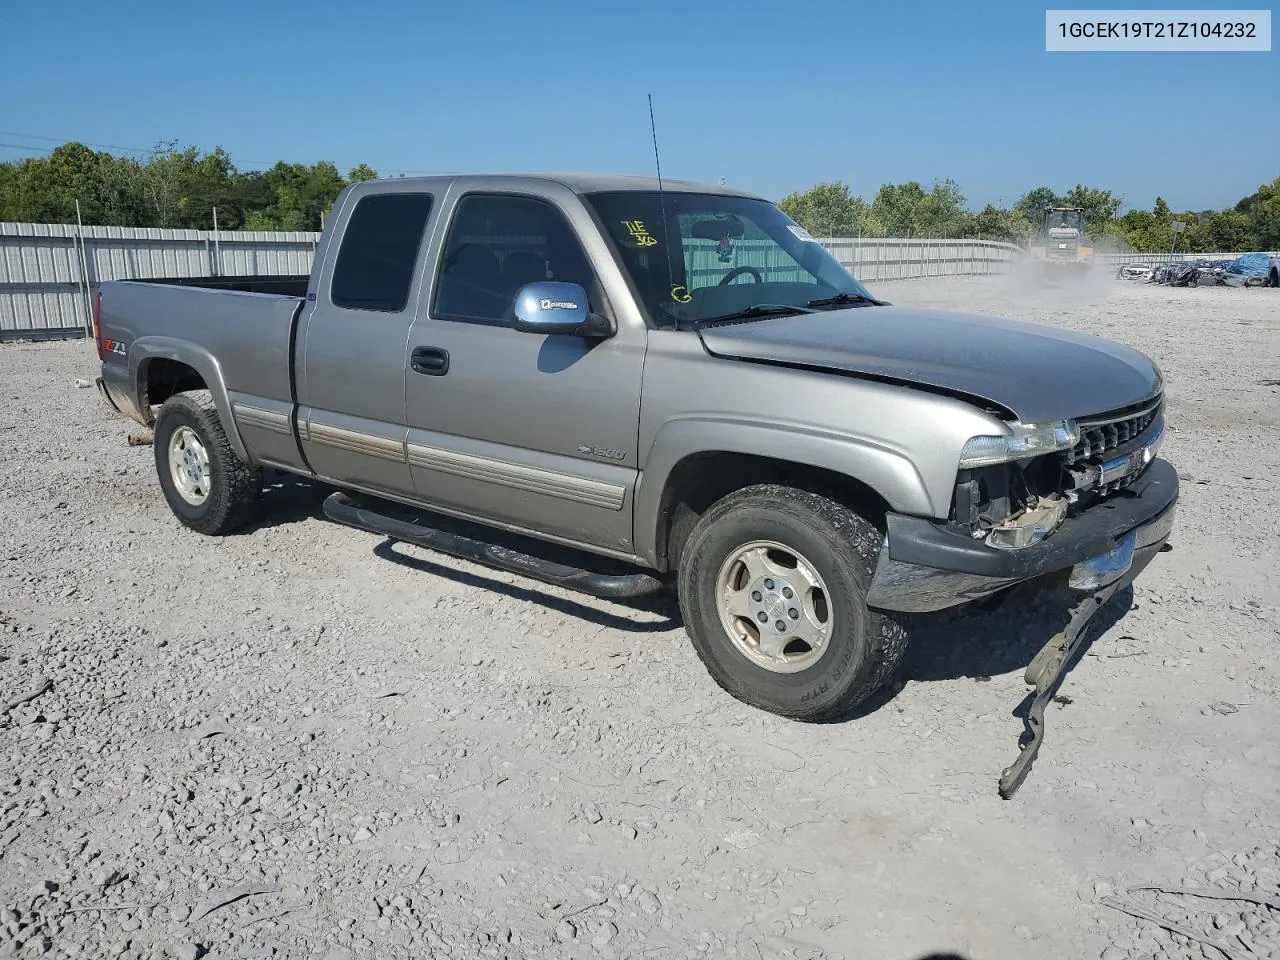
411 346 450 376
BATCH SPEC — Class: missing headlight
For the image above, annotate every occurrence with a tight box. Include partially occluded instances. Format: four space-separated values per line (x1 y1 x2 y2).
952 455 1068 547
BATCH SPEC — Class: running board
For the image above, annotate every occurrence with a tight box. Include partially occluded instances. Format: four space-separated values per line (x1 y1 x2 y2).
322 492 665 600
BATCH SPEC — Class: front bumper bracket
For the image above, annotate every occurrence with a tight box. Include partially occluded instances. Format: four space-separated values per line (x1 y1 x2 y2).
996 525 1166 799
997 581 1118 798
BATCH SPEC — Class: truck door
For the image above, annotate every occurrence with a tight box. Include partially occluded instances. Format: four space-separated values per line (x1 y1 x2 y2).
296 189 437 497
403 189 645 556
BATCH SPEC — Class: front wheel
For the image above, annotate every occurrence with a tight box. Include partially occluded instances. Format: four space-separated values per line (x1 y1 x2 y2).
677 485 908 721
153 390 262 535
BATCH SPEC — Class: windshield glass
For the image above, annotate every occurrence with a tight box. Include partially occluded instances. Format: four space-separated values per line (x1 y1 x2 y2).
584 191 875 328
1046 211 1081 230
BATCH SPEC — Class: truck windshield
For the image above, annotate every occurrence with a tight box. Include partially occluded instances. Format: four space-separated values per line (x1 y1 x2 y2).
584 191 876 329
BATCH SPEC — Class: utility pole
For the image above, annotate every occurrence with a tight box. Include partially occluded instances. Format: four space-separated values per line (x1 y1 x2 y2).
212 206 222 277
74 200 93 334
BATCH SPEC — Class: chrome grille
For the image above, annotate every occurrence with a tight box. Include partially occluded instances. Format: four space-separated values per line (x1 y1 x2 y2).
1069 399 1161 463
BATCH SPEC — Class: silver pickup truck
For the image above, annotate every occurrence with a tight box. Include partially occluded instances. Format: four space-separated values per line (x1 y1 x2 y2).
94 175 1177 793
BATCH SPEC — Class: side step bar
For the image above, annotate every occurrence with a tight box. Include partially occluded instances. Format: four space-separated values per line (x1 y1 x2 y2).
322 492 665 600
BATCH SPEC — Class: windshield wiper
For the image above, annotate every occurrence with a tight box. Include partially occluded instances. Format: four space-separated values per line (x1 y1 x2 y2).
695 303 816 328
806 292 879 308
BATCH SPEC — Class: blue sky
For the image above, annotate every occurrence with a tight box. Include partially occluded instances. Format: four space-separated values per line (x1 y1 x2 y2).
1 0 1274 213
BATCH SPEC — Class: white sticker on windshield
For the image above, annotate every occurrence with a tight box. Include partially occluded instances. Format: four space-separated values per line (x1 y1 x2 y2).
787 224 817 242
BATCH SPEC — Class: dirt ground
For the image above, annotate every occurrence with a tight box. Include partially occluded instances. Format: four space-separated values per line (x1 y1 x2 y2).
1 274 1277 960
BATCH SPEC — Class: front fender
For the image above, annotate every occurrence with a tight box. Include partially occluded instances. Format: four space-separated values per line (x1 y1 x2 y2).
633 417 934 566
130 337 249 463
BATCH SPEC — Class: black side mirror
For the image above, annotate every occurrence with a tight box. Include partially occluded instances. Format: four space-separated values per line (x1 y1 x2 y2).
511 282 614 338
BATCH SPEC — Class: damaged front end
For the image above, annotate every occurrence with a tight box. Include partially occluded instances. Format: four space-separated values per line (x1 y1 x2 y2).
866 397 1167 615
865 393 1176 797
952 395 1165 559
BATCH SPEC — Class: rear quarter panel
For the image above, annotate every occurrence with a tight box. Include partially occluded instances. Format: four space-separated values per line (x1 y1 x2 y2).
99 281 303 463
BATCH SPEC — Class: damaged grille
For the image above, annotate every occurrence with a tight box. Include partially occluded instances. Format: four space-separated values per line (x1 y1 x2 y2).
951 394 1165 540
1064 396 1164 496
1069 399 1161 462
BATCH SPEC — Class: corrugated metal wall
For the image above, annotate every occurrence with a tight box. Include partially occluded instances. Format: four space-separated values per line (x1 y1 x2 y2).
0 222 1024 340
0 222 318 340
823 238 1023 281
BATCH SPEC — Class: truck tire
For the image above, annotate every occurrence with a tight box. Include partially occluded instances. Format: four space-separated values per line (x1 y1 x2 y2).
153 390 262 535
677 484 907 721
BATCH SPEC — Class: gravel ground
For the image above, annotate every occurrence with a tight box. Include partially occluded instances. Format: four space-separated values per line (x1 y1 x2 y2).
1 275 1277 960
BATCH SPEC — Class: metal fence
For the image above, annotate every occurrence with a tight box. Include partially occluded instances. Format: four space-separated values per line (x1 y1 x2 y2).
1 223 1027 340
820 237 1024 281
0 222 318 341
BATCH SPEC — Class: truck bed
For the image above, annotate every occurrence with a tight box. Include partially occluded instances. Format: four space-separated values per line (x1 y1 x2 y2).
129 274 310 296
96 279 306 449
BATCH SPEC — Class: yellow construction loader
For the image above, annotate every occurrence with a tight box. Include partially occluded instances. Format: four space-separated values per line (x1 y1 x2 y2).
1029 207 1094 270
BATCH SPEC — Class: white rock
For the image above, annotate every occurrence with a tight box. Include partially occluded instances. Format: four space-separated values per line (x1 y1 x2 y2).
591 921 617 947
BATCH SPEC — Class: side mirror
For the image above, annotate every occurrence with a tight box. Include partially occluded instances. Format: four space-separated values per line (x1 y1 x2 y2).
511 282 613 339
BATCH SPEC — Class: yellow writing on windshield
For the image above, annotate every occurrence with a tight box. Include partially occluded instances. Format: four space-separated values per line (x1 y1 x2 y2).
670 285 692 303
622 220 658 247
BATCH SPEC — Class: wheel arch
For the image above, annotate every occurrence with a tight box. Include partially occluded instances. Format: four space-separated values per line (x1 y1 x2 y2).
636 419 934 572
131 338 249 462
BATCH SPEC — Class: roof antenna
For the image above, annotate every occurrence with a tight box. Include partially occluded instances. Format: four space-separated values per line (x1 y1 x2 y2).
648 93 678 330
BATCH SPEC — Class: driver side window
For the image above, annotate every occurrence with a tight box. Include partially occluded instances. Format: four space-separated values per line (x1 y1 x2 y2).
433 194 598 325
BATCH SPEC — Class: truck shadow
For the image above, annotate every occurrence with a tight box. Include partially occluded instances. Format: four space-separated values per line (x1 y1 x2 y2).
240 475 1137 712
372 540 680 634
904 581 1135 683
240 472 681 632
821 582 1135 723
231 470 335 534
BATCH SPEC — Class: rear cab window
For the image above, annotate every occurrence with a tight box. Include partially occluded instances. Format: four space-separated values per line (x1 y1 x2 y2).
330 193 434 312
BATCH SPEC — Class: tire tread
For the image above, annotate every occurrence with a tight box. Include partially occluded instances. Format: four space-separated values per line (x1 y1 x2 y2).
678 483 908 722
153 390 261 535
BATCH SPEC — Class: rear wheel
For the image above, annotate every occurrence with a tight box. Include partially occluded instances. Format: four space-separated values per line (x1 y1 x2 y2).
153 390 262 535
677 484 908 721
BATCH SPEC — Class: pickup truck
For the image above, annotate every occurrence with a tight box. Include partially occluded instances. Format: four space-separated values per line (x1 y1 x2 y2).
94 174 1177 766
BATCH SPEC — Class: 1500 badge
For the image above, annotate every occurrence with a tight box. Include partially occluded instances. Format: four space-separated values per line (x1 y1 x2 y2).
577 444 626 462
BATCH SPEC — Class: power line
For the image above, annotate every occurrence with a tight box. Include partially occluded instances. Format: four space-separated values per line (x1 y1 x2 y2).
0 129 287 167
0 142 54 154
0 130 437 179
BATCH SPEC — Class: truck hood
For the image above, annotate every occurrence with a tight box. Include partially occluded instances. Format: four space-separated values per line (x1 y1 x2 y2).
697 306 1161 423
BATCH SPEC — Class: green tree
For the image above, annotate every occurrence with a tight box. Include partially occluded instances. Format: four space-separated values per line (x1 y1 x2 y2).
1235 176 1280 249
1061 184 1122 236
0 142 113 223
868 180 971 236
235 161 345 231
1114 209 1162 251
971 203 1032 243
347 163 379 183
1013 186 1059 222
778 181 867 237
870 181 927 235
1183 210 1256 252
